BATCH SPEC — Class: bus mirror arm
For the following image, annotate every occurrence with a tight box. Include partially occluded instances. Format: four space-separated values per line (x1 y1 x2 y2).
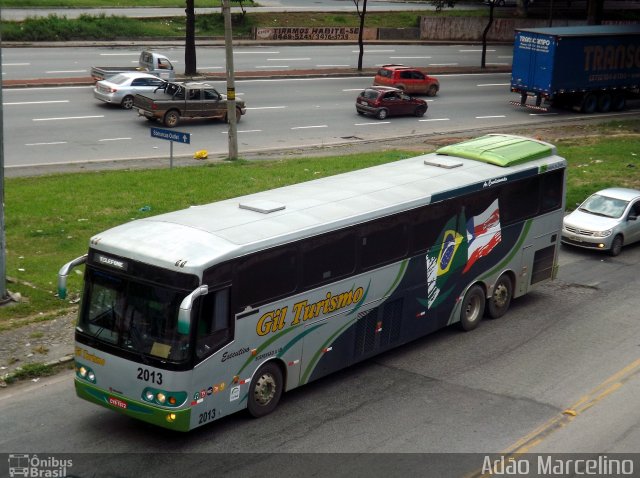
57 254 88 300
177 285 208 335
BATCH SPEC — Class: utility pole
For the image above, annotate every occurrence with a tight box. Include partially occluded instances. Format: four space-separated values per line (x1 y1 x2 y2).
223 0 238 160
0 15 8 302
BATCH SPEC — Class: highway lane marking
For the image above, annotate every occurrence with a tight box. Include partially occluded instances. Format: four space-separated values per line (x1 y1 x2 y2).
25 141 67 146
198 66 224 70
419 118 450 122
267 58 311 61
99 137 132 142
354 121 391 126
247 106 287 110
4 86 92 91
291 125 328 130
2 62 30 66
390 56 432 59
255 65 290 69
32 115 104 122
464 358 640 478
4 100 70 105
476 115 507 119
235 51 280 54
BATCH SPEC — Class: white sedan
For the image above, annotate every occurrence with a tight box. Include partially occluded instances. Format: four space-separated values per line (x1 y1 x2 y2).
93 72 166 109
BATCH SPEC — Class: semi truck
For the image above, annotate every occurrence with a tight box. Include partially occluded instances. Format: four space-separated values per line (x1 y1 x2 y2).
91 51 175 82
510 25 640 113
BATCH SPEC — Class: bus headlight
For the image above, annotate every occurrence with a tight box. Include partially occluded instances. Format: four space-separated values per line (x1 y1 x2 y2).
141 387 187 408
76 363 97 383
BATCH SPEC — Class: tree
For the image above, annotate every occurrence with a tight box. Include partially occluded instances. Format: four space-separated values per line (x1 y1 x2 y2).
481 1 496 68
185 0 197 76
353 0 368 71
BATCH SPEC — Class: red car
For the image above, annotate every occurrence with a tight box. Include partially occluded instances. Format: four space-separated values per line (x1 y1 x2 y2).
356 86 428 120
373 64 440 96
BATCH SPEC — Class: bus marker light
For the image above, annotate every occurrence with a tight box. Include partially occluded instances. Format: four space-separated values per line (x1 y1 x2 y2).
376 321 383 333
145 390 155 401
157 393 167 404
323 347 333 353
288 360 299 366
251 348 257 356
233 375 239 384
166 413 176 423
168 396 177 405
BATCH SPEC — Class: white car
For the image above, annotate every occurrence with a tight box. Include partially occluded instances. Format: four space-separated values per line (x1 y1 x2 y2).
562 187 640 256
93 72 166 109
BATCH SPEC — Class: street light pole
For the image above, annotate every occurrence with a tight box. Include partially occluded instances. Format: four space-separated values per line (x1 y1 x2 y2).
223 0 238 160
0 13 8 302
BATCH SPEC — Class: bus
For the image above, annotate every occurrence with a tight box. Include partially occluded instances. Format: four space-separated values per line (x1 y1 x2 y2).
58 134 566 432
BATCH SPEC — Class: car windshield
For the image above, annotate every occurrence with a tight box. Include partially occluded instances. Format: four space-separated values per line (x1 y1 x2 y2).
77 268 190 363
578 193 629 218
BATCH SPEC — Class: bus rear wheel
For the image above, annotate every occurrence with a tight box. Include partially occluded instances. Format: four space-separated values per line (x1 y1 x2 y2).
486 274 513 319
248 362 283 418
459 284 485 331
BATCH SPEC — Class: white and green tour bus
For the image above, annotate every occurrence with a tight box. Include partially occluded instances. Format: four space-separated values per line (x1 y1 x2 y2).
59 134 566 432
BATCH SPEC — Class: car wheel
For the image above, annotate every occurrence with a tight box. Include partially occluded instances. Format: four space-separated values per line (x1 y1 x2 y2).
376 109 388 120
357 110 365 115
163 110 180 128
459 284 485 331
427 85 438 97
247 362 283 418
414 106 426 117
121 95 135 110
609 235 623 256
486 274 513 319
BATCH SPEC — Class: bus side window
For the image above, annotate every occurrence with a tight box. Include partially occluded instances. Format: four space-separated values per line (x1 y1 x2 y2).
196 288 232 359
540 169 564 213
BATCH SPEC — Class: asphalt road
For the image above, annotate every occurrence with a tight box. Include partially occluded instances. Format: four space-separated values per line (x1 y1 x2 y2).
1 242 639 477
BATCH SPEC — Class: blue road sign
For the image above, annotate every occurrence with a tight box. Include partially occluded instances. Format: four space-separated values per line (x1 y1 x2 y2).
150 127 191 144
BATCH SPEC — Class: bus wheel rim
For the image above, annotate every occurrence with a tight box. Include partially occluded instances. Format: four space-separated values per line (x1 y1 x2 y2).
254 373 276 406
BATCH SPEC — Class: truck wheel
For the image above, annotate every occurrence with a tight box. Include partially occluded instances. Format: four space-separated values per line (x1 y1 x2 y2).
580 93 597 114
611 93 626 111
247 362 283 418
163 110 180 128
597 93 611 113
121 95 134 110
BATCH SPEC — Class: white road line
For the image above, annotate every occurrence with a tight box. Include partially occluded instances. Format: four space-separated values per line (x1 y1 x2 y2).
4 100 70 106
476 115 507 119
267 58 311 61
354 122 391 126
343 88 364 92
33 115 104 122
235 51 280 54
25 141 67 146
291 125 328 130
247 106 287 110
529 112 558 116
419 118 450 122
198 66 224 70
255 65 290 69
45 70 88 74
389 56 432 59
99 137 132 142
4 86 92 91
477 83 510 86
2 62 30 66
220 129 262 134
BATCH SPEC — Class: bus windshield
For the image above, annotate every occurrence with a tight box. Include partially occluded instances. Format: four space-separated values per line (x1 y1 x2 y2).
77 268 190 363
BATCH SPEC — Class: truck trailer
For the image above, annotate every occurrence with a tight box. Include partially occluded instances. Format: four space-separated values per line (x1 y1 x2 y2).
510 25 640 113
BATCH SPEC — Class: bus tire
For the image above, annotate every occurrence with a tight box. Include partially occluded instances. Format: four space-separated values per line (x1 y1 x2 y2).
247 362 283 418
459 284 485 331
486 274 513 319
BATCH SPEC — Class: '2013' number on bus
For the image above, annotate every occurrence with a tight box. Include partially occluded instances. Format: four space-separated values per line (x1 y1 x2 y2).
137 367 163 385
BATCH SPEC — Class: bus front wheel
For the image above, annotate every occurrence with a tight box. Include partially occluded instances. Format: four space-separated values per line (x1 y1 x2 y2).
486 274 513 319
247 362 283 418
459 284 485 331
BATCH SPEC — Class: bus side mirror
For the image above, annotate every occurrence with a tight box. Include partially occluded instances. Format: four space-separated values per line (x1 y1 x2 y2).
177 285 208 335
57 254 87 299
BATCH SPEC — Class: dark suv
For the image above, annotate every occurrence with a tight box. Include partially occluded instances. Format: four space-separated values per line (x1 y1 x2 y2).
373 64 440 96
355 86 428 120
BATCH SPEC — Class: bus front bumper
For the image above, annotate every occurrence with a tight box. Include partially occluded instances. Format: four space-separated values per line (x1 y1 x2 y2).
75 379 192 432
